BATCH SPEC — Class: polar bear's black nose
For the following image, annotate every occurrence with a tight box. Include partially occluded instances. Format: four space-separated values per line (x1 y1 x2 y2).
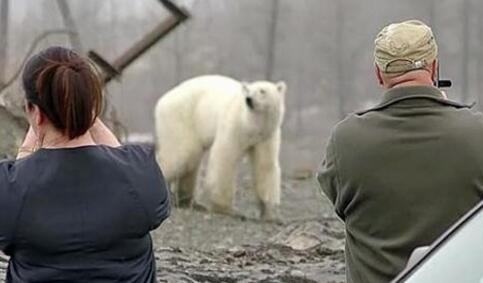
246 96 255 109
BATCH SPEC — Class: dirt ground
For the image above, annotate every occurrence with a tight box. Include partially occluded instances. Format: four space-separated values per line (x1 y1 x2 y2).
0 178 346 283
151 176 346 283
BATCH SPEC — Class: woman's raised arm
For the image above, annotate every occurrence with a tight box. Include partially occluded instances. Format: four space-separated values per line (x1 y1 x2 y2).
89 118 121 147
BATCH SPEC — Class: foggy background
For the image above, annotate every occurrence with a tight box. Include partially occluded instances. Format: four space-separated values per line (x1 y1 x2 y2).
2 0 482 174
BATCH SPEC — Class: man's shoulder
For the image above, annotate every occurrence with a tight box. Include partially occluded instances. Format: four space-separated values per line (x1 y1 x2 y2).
448 108 483 135
328 113 367 145
332 112 371 134
453 106 483 120
331 106 483 145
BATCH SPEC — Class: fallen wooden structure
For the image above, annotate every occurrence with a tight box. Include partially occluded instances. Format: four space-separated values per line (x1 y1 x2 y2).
88 0 190 85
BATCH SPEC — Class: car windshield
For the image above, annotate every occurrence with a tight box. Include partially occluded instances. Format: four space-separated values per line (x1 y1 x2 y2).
403 207 483 283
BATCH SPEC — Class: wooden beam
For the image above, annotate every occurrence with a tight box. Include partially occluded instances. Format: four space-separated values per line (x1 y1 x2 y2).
89 0 190 85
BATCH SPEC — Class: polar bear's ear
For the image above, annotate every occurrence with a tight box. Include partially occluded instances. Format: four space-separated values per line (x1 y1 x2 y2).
241 82 250 96
276 81 287 94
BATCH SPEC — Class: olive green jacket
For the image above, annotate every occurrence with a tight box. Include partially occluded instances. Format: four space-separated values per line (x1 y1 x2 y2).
317 86 483 283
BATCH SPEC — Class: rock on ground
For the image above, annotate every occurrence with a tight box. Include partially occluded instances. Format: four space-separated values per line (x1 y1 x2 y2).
155 217 345 283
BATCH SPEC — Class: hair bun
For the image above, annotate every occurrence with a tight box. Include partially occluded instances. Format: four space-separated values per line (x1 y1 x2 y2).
22 46 103 140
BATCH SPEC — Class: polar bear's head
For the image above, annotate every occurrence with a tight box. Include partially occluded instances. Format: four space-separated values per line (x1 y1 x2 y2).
242 81 286 113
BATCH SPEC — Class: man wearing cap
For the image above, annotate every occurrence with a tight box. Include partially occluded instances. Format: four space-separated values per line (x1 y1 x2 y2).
317 20 483 283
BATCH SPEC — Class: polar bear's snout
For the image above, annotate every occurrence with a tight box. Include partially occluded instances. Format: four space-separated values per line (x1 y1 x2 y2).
245 96 255 109
243 81 286 114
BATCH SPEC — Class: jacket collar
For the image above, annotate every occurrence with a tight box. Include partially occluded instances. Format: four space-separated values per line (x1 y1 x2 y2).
357 85 472 115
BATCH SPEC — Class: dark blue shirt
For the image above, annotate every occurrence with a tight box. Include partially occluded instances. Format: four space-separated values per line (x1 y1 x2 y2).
0 144 170 282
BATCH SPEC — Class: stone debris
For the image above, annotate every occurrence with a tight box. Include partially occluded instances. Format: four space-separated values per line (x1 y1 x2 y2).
155 240 345 283
0 219 345 283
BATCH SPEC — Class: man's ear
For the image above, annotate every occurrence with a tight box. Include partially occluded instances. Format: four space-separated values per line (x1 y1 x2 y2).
375 64 384 86
431 59 438 83
276 81 287 94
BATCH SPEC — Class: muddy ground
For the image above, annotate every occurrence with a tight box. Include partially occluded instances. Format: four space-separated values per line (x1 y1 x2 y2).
0 177 346 283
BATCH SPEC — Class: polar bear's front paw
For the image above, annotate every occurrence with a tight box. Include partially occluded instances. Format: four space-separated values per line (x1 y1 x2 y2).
176 194 193 208
209 201 234 216
260 203 282 224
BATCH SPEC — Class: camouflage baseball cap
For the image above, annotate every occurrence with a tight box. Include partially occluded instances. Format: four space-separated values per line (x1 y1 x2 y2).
374 20 438 75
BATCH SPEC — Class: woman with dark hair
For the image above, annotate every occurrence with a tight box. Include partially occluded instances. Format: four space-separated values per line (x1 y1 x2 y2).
0 46 170 282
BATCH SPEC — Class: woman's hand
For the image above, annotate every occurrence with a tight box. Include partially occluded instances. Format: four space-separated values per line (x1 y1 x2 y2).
17 126 38 159
89 118 121 147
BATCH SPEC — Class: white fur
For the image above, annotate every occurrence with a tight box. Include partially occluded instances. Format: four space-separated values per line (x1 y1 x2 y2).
154 75 285 216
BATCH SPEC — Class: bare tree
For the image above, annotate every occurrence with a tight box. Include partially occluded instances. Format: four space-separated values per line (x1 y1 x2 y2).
462 0 470 102
0 0 9 88
0 29 74 93
56 0 84 53
336 0 346 120
265 0 279 81
0 0 29 159
478 2 483 110
173 23 184 84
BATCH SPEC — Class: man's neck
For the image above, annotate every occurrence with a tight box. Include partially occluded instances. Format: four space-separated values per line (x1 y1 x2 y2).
390 80 434 89
384 70 434 89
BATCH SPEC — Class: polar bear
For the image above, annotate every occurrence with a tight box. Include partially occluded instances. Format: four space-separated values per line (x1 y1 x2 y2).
154 75 285 220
